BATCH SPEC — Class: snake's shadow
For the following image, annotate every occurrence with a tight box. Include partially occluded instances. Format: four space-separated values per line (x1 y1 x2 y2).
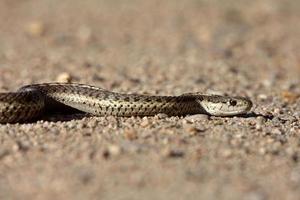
40 113 91 123
208 112 273 119
39 111 270 123
243 112 274 120
24 106 90 124
240 112 273 119
39 102 98 123
15 110 272 124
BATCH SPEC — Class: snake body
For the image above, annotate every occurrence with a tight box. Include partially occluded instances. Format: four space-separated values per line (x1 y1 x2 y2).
0 83 252 123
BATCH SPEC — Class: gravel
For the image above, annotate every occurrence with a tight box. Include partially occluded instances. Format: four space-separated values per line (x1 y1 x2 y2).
0 0 299 199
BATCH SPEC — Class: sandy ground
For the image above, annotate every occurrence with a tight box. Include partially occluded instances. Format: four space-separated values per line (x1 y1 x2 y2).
0 0 300 199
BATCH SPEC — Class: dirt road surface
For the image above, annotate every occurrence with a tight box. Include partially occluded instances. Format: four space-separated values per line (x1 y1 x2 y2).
0 0 299 199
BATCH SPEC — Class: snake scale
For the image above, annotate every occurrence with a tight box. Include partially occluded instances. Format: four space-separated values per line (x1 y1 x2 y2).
0 83 252 123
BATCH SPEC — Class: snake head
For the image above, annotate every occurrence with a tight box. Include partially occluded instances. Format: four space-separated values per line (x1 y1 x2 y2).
196 95 253 116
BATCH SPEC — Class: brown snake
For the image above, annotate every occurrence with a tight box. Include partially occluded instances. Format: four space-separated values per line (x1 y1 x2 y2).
0 83 252 123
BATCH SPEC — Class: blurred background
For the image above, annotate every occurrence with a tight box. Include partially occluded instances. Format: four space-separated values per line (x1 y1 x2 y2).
0 0 299 96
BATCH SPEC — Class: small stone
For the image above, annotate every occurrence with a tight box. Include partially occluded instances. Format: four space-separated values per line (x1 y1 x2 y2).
255 124 262 131
162 138 170 145
155 113 168 119
191 147 203 160
140 118 150 127
123 129 138 140
221 149 233 158
293 112 300 118
270 142 281 154
271 128 282 135
87 120 98 128
185 114 208 122
183 124 205 136
273 108 281 115
77 167 94 184
121 141 144 153
258 94 268 100
103 145 122 158
14 141 30 152
286 147 296 156
257 116 267 124
161 148 185 158
281 91 299 103
56 72 72 83
26 21 45 37
258 147 266 155
266 138 275 144
255 116 266 130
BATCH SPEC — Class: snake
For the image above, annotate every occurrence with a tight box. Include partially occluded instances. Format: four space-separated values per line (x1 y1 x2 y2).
0 83 252 123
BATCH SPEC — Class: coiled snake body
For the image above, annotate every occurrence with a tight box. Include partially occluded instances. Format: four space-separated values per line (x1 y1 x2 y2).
0 83 252 123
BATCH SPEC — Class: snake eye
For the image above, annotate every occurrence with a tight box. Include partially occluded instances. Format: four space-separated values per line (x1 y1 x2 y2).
229 99 237 106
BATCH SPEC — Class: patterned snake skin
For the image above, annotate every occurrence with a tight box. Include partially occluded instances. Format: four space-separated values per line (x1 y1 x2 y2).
0 83 252 123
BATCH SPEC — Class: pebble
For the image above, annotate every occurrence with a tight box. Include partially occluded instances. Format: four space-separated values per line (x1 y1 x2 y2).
155 113 168 119
121 142 144 153
76 167 95 184
56 72 73 83
281 91 299 103
256 116 267 124
191 147 203 160
258 147 267 155
161 148 185 158
270 142 281 154
273 108 281 115
123 128 138 140
87 120 98 128
286 147 296 155
13 140 31 152
221 148 233 158
293 112 300 118
255 116 266 130
103 145 122 158
184 114 208 122
26 21 45 37
258 94 268 100
183 124 205 136
271 128 282 135
140 118 150 127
